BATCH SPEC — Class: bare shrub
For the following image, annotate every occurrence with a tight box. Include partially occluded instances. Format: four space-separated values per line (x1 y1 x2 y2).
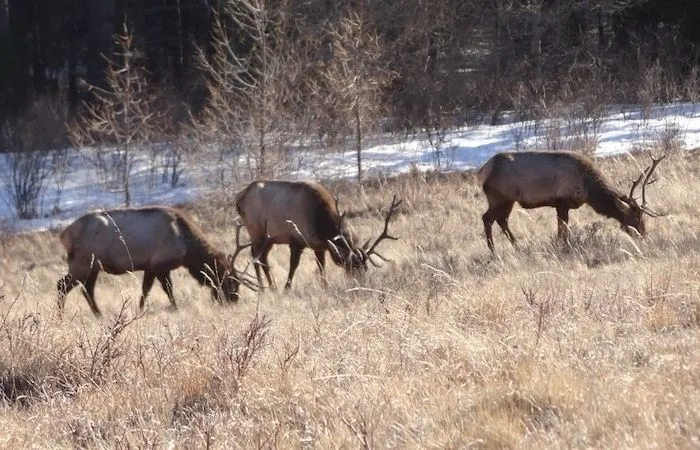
77 299 143 384
195 0 303 181
1 150 52 219
655 121 685 155
553 222 631 268
152 95 196 189
521 286 555 347
565 107 603 156
638 61 663 120
557 74 609 155
68 23 159 207
685 67 700 105
274 336 300 376
160 142 186 188
0 291 82 407
544 115 565 151
311 10 395 182
0 99 67 219
422 109 458 170
217 312 271 381
171 375 227 430
49 148 71 214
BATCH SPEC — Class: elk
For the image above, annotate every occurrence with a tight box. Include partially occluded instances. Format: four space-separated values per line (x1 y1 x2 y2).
478 151 665 252
57 206 255 316
235 180 402 289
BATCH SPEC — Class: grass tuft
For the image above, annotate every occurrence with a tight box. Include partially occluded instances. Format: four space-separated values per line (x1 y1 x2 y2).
1 151 700 446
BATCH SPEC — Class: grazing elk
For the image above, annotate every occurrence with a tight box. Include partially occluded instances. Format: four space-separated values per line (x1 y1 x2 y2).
57 206 254 316
478 151 665 252
235 180 402 289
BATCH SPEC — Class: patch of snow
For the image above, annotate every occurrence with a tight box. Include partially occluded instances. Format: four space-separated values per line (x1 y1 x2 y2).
2 102 699 234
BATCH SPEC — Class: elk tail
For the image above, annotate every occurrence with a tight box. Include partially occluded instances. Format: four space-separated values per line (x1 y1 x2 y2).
477 157 496 186
234 182 256 216
59 219 84 254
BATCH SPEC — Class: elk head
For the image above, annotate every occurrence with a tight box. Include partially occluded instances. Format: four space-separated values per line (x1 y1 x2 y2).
329 195 403 273
216 223 260 302
616 154 666 236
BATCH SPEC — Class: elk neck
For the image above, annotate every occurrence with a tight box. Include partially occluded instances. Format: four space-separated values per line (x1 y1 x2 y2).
584 174 630 225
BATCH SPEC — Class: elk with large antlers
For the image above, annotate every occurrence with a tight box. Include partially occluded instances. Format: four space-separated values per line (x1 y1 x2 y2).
478 151 665 253
57 206 256 316
235 180 402 289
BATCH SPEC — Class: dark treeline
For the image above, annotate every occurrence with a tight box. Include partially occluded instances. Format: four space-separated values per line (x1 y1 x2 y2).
0 0 699 150
0 0 212 116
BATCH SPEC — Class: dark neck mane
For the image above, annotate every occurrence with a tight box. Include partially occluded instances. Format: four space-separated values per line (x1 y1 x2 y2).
585 176 628 225
186 242 229 286
175 214 231 285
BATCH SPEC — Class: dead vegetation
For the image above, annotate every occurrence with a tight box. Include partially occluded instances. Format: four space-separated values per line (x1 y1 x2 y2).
0 151 699 447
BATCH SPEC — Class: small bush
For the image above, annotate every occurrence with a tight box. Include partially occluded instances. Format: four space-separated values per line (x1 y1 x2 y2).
1 150 52 219
0 99 66 219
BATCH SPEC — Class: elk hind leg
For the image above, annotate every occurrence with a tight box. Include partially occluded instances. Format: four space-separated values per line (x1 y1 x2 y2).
157 272 176 309
496 202 517 248
482 208 497 253
81 271 101 317
483 201 513 253
252 240 276 291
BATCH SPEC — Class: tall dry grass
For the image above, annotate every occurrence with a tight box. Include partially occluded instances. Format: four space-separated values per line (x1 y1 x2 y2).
1 150 699 448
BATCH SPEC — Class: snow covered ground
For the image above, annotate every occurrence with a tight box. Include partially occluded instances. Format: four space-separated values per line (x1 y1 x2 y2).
2 102 700 234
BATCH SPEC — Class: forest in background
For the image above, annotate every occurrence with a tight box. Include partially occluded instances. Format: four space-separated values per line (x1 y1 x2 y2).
0 0 698 137
0 0 700 220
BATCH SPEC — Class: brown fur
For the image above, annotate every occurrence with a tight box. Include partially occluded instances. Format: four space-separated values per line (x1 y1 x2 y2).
57 206 239 317
479 151 648 252
235 180 366 290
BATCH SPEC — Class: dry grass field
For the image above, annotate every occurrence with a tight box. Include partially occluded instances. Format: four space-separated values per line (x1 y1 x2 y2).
1 150 700 449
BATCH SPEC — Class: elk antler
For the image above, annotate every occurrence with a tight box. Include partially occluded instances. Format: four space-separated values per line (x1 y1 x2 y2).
334 195 348 221
230 222 251 264
628 154 666 217
640 155 666 217
628 172 646 201
330 195 355 256
361 195 403 267
228 222 262 291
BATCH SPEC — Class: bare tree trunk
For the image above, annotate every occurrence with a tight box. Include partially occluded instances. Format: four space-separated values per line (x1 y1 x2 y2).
258 126 266 176
355 84 362 184
259 13 269 177
0 0 8 37
124 173 131 206
491 0 505 125
86 0 116 88
530 2 543 87
123 143 131 207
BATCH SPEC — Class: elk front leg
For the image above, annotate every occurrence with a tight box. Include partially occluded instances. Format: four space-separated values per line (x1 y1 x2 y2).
556 205 571 243
140 270 156 310
314 249 329 288
253 239 276 291
285 244 304 290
